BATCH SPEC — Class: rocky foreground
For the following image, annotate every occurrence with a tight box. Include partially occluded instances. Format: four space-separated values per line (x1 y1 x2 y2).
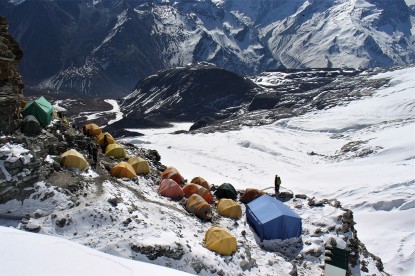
0 121 387 275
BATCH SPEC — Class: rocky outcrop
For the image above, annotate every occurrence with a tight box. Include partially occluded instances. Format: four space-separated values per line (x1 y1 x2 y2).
0 121 90 204
119 63 264 128
0 16 23 135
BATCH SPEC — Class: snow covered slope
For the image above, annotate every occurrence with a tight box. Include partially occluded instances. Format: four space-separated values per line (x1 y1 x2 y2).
123 66 415 275
2 0 414 96
0 226 187 275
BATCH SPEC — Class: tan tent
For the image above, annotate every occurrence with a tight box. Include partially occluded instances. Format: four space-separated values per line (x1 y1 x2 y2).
96 132 116 145
159 179 184 200
105 144 127 159
60 149 89 170
205 227 237 256
186 194 211 221
161 167 184 186
190 176 210 190
84 123 102 137
183 183 214 204
217 198 242 219
128 157 150 174
110 162 137 178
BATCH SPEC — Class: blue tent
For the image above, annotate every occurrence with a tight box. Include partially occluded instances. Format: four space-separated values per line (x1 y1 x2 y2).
246 194 302 241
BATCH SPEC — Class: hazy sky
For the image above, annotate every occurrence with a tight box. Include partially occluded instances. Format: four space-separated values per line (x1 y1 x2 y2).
405 0 415 5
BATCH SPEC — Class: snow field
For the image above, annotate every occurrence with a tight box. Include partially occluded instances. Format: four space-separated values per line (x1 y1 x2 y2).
123 67 415 275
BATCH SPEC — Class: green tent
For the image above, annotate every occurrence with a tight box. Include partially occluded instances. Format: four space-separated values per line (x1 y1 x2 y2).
21 96 53 126
214 183 238 200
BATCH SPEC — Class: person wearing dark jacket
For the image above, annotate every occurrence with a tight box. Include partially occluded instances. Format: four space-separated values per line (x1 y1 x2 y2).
92 145 98 168
101 134 108 153
274 175 281 197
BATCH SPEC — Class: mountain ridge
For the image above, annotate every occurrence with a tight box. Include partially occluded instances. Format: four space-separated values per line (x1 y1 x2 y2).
1 0 414 96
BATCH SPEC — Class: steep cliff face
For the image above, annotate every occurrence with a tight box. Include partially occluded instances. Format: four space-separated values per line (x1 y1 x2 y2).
0 16 23 135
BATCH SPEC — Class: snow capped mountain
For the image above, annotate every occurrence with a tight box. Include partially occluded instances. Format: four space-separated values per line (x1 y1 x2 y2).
1 0 414 96
263 0 414 68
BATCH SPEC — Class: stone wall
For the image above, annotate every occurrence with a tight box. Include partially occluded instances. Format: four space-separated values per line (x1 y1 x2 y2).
0 16 24 135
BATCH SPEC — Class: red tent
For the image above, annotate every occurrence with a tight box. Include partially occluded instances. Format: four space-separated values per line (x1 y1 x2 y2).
159 179 184 200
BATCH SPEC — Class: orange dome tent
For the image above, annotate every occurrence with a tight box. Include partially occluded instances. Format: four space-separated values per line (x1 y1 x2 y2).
240 188 265 204
205 227 237 256
216 198 242 219
83 123 102 137
110 162 137 178
183 183 214 204
186 194 212 221
161 167 184 186
159 179 184 200
96 132 116 145
190 176 210 190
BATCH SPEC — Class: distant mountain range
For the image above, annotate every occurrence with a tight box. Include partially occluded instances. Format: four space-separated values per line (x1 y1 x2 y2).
1 0 414 96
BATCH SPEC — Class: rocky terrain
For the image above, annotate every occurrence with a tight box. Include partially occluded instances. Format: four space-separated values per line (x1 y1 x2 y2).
0 121 387 275
119 62 263 126
112 65 393 133
0 16 23 135
189 67 393 133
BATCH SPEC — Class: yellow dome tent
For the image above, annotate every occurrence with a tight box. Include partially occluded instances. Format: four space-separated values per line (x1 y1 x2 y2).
110 162 137 178
84 123 102 137
205 227 237 256
128 157 150 174
105 144 127 159
60 149 89 170
216 198 242 219
96 132 116 145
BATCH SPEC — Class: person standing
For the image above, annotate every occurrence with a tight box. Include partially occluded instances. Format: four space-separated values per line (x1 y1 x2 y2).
92 144 98 169
274 175 281 197
101 134 108 153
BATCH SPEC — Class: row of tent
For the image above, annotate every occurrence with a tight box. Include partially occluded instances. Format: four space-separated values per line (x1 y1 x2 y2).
60 149 150 176
158 166 302 255
83 123 129 159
